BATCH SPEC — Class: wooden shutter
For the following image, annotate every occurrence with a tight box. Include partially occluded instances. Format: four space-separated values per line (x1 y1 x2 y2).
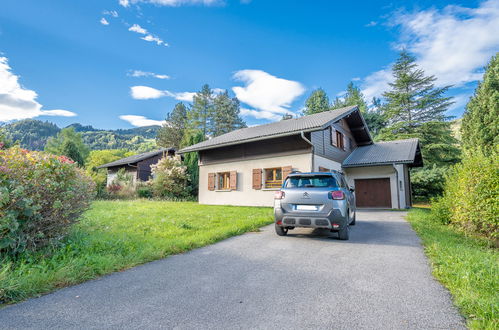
345 137 350 151
230 171 237 190
282 166 293 180
330 127 337 146
252 169 262 190
208 173 216 191
319 166 330 172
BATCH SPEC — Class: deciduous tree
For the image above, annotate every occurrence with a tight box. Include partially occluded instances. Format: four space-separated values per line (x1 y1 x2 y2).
157 102 188 148
303 88 330 115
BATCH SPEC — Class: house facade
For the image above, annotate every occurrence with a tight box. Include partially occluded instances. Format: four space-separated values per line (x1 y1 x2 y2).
179 106 422 208
98 148 175 185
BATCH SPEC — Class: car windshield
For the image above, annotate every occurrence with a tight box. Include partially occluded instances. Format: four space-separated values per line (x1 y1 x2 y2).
284 175 339 188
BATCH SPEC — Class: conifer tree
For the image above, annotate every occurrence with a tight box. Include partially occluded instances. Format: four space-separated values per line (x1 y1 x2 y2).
303 88 330 115
212 90 246 136
378 50 460 166
461 53 499 154
188 84 214 137
157 102 188 148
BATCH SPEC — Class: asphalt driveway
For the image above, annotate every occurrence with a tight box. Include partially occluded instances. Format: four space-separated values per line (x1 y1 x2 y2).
0 210 464 329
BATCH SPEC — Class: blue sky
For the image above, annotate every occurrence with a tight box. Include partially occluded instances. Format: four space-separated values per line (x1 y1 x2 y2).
1 0 498 129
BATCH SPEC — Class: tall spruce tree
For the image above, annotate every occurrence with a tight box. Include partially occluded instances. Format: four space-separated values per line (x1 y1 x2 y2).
303 88 330 115
378 50 460 166
461 53 499 155
157 102 188 148
188 84 214 137
61 140 85 166
331 83 386 138
212 90 246 136
180 129 205 196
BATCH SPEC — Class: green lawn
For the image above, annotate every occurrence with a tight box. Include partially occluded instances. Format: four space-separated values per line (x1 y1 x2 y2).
0 200 273 305
407 208 498 330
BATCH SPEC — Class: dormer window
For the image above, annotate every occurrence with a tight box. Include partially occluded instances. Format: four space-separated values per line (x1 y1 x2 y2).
330 127 345 150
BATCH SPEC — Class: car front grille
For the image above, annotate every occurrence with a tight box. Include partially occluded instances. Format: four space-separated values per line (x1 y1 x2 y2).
299 218 312 225
283 218 296 225
315 219 329 226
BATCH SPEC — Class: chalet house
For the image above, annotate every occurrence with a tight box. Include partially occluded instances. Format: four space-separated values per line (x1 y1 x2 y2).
178 106 422 208
98 148 175 185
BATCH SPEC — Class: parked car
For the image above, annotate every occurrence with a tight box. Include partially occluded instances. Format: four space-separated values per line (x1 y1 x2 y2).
274 171 356 240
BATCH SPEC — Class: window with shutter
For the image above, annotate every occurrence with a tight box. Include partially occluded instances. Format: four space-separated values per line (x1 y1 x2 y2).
208 173 216 191
252 169 262 189
230 171 237 190
330 127 337 146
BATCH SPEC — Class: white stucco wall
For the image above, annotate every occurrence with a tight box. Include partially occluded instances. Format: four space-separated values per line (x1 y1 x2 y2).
343 165 399 209
313 155 342 172
199 152 313 207
106 168 137 186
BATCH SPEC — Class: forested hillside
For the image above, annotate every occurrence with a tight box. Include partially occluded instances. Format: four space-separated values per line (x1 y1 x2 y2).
3 119 159 151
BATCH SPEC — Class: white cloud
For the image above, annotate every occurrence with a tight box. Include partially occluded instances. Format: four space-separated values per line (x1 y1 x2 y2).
129 24 147 34
128 24 168 46
240 108 281 121
0 56 76 122
120 115 163 127
365 21 377 27
361 0 499 101
128 70 170 79
119 0 130 7
103 10 119 17
100 18 110 25
232 69 305 118
130 86 196 102
125 0 223 6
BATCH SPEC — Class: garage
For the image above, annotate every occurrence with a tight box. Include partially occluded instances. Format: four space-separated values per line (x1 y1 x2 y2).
354 178 392 208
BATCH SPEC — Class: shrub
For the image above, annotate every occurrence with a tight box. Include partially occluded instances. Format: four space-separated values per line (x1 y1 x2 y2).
410 165 448 202
151 156 190 199
431 150 499 239
106 168 136 199
136 183 153 198
0 147 95 255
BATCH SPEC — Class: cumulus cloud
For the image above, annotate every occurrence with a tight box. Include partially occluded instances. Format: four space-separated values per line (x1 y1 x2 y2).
100 18 110 25
103 10 119 17
120 115 163 127
130 86 196 102
128 70 170 79
0 56 76 122
123 0 223 6
128 24 168 46
240 108 281 121
361 0 499 101
232 69 305 121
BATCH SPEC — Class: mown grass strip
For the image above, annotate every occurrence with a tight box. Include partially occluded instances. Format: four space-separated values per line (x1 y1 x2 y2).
407 208 498 330
0 200 273 306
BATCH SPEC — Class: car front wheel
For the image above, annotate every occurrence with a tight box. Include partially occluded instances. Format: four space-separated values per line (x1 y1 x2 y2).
338 225 349 240
275 224 288 236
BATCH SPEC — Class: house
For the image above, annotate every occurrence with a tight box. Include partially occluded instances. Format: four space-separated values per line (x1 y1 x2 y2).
178 105 422 208
98 148 175 185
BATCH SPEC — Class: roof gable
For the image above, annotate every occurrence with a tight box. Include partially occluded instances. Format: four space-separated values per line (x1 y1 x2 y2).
97 148 174 169
179 105 370 153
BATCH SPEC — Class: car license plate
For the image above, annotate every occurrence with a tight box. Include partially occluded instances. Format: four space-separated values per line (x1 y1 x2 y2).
296 205 317 211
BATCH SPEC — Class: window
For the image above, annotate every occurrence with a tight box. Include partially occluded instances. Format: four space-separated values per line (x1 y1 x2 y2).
284 175 338 188
265 168 283 188
218 172 230 190
330 127 344 150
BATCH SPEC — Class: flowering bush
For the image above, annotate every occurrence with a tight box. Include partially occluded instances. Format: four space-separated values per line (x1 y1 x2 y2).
150 156 190 199
0 147 95 255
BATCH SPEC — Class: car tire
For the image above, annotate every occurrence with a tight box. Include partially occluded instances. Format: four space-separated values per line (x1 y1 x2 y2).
275 224 288 236
350 212 356 226
338 224 349 240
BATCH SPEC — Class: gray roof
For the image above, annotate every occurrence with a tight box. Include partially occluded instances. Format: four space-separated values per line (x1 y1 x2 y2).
342 138 422 168
179 106 359 153
97 148 174 168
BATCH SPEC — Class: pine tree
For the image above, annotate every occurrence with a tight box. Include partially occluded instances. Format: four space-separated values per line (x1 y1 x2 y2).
45 127 89 163
461 53 499 155
157 102 188 148
188 84 214 137
180 130 205 196
303 88 330 115
212 91 246 136
378 50 460 166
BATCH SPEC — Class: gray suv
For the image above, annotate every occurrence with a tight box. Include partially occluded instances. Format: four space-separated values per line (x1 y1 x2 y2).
274 171 356 240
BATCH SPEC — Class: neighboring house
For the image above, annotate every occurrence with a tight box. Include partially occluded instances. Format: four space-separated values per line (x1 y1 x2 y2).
98 148 175 185
178 105 422 208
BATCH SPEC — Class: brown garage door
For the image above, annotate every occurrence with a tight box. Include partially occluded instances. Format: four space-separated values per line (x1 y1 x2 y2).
354 178 391 208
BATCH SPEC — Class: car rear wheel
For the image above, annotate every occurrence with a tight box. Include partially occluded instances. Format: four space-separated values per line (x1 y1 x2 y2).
275 224 288 236
338 225 349 240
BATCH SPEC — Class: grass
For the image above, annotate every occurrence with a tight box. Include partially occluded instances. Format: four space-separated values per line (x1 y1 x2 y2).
0 200 273 306
407 208 498 330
